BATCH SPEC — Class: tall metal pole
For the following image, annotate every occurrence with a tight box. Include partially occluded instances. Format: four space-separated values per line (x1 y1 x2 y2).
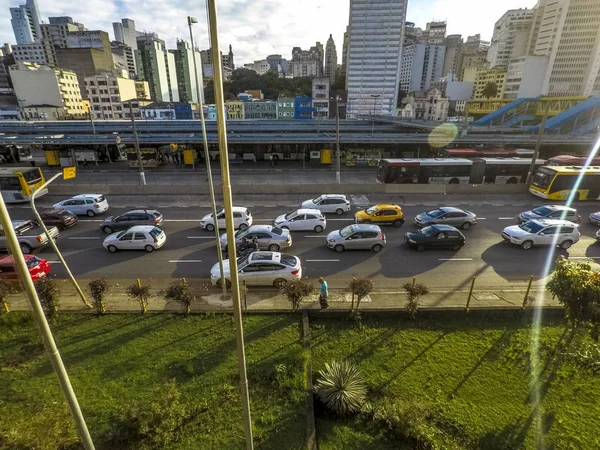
526 101 550 186
207 1 253 448
336 96 341 184
31 173 91 308
0 194 95 449
89 110 96 135
188 16 226 297
128 102 146 185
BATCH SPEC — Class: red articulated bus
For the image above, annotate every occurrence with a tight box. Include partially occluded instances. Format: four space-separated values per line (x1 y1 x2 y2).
442 148 534 158
547 155 600 166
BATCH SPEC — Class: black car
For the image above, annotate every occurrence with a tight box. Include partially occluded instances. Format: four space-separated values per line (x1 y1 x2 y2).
36 209 78 231
404 224 465 252
99 209 163 234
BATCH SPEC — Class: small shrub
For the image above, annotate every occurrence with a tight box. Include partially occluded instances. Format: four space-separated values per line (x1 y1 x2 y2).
349 277 374 312
88 277 110 315
164 278 196 315
126 281 152 313
315 360 367 416
35 277 60 318
403 282 429 319
564 343 600 375
0 280 18 314
280 279 314 312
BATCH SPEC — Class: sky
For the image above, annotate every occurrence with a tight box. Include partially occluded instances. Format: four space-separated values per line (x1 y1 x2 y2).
2 0 538 66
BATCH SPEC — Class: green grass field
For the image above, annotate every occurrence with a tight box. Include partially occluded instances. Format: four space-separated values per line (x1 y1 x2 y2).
310 314 600 450
0 313 307 450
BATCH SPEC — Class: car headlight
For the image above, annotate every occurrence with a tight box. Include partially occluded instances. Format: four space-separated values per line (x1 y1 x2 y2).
408 239 416 244
328 239 335 242
512 235 522 240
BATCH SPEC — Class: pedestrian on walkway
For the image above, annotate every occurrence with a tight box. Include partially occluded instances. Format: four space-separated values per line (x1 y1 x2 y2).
83 158 89 168
318 277 329 309
268 153 274 167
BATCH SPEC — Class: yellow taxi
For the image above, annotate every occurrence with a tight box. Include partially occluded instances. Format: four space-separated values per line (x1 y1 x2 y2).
354 204 405 227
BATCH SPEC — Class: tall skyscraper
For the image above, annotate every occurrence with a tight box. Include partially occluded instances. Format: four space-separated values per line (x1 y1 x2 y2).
421 21 446 44
487 9 533 68
135 33 179 102
400 44 446 92
10 0 42 44
290 45 324 78
442 34 463 79
324 34 338 85
171 39 203 104
527 0 600 96
113 19 139 51
346 0 407 117
341 28 349 82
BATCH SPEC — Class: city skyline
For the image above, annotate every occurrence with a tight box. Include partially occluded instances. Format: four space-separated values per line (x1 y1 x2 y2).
2 0 537 66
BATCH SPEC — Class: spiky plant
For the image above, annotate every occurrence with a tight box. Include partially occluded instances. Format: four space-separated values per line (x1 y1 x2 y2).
315 360 367 415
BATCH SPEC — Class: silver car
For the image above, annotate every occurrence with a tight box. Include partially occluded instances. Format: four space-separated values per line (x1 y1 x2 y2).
220 225 292 252
413 207 477 230
301 194 351 215
326 224 386 253
519 205 580 223
210 251 302 288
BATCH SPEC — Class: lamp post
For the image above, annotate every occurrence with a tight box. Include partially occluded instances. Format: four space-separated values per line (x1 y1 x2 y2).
370 94 380 133
207 1 253 448
335 96 341 184
127 101 146 185
188 15 226 297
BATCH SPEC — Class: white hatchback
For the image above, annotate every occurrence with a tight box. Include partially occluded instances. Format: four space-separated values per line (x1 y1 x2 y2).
502 219 580 250
53 194 109 217
103 226 166 253
274 209 327 233
200 207 252 231
301 194 351 215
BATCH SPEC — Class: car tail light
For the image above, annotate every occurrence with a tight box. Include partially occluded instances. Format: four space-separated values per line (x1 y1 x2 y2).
153 236 158 242
246 217 250 221
578 215 581 221
320 218 325 221
154 218 160 223
286 237 291 243
291 269 299 275
382 234 386 241
94 204 100 208
37 236 42 242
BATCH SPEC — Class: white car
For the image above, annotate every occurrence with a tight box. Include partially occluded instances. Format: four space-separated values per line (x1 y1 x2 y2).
301 194 350 215
274 209 327 232
103 226 166 253
502 219 579 250
518 205 580 223
210 251 302 288
200 207 252 231
53 194 109 217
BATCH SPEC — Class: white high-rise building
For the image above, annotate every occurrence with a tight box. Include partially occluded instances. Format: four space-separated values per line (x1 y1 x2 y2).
487 9 534 68
400 44 446 92
113 19 139 50
10 0 41 45
135 34 179 102
346 0 407 117
528 0 600 96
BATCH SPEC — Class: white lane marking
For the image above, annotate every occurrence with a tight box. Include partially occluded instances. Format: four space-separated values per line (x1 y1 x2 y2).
438 258 473 261
477 218 487 220
498 217 515 220
328 218 354 221
187 236 215 239
47 260 62 263
164 219 201 222
79 219 103 222
304 235 325 238
306 259 339 262
68 237 100 240
169 259 203 263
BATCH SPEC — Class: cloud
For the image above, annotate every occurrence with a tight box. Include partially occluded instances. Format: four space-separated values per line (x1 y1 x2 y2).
1 0 538 66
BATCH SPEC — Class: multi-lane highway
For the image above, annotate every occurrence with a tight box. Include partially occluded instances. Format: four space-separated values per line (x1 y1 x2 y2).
6 194 600 290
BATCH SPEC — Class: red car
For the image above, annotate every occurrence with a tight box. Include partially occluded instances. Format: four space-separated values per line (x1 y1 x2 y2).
0 255 51 281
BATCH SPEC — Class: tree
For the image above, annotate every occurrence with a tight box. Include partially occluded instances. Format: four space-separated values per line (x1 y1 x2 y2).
280 279 314 312
164 278 196 315
482 82 498 99
35 278 61 318
126 281 152 314
547 257 600 340
315 360 367 416
88 277 110 316
0 280 17 314
397 87 408 105
348 277 374 312
403 282 429 319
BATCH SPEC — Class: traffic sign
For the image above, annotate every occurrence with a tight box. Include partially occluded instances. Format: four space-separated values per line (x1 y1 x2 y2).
63 166 76 180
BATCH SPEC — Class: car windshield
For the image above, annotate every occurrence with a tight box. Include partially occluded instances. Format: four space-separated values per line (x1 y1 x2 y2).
366 206 378 215
419 226 438 236
149 228 162 237
26 257 40 269
95 196 105 203
426 209 445 218
339 225 355 238
235 228 249 238
280 254 297 267
519 222 544 233
271 227 284 235
116 231 126 239
532 206 553 216
312 195 324 203
152 211 161 218
59 211 74 218
284 211 296 220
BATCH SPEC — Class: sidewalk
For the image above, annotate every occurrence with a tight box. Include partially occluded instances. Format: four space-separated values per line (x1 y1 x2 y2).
5 278 559 313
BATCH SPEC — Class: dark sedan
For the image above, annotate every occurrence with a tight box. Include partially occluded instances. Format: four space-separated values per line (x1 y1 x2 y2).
100 209 163 234
404 224 465 252
35 209 78 231
589 212 600 226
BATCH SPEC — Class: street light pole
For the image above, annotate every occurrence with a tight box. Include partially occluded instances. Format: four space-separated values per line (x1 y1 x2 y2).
188 15 226 297
128 102 146 185
31 173 91 308
526 101 550 186
0 193 95 450
207 1 253 449
336 96 341 184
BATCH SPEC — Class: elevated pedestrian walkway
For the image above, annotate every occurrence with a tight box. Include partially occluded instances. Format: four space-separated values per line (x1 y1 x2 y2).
524 96 600 135
472 98 537 127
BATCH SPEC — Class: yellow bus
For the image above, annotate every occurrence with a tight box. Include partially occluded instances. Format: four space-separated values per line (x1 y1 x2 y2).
0 167 47 203
530 165 600 201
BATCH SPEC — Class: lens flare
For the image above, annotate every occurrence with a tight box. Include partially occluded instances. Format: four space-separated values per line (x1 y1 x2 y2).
428 123 458 148
529 132 600 439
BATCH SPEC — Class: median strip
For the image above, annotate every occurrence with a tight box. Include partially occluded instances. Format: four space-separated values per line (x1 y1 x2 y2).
67 237 101 240
187 236 215 239
438 258 473 261
168 259 203 263
306 259 340 262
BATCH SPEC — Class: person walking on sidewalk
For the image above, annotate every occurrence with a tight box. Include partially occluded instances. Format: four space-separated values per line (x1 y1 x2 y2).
318 277 329 309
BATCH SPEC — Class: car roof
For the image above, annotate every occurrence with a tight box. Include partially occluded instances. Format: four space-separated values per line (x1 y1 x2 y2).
531 219 578 226
0 254 35 264
248 251 280 263
72 194 103 198
42 208 67 214
123 209 158 214
321 194 347 199
428 224 461 231
540 205 576 211
231 206 249 212
247 225 273 232
350 224 382 232
126 225 157 232
372 204 401 209
295 208 323 215
439 206 464 213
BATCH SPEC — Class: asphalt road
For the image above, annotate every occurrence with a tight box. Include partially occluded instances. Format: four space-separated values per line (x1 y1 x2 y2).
6 195 600 290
